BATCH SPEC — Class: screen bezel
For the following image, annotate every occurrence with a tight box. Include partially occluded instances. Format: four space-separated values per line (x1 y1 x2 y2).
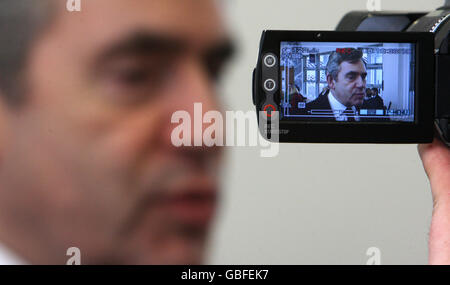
257 31 435 143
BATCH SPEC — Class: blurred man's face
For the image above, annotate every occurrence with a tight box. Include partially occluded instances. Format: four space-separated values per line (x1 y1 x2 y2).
0 0 231 264
329 60 367 107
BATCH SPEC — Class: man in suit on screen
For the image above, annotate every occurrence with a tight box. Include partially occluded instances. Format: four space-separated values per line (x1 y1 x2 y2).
305 48 367 122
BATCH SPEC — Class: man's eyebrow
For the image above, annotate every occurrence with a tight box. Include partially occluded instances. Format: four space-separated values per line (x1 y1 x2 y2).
203 39 235 60
345 71 368 77
94 32 187 65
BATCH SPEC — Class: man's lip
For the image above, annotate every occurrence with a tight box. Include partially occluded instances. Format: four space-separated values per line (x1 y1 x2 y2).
163 188 217 228
138 163 219 228
156 174 218 228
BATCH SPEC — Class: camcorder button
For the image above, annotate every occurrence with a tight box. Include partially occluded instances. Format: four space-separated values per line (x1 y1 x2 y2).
263 104 277 117
263 54 277 67
263 79 276 92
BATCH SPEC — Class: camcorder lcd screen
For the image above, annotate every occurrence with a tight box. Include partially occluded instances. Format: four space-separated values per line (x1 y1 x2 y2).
280 42 416 123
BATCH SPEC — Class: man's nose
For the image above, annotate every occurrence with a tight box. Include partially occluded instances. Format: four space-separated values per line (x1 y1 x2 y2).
178 60 218 115
163 59 222 155
356 75 365 88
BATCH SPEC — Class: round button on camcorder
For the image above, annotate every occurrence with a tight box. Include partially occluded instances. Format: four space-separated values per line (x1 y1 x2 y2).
263 54 277 68
263 104 277 117
263 79 276 92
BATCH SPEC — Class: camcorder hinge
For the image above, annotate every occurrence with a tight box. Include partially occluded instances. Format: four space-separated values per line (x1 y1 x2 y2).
435 30 450 145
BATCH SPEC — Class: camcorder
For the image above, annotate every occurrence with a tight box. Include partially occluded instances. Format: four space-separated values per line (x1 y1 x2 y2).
252 2 450 145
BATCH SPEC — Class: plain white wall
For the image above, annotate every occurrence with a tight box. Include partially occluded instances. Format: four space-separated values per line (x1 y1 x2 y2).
207 0 445 265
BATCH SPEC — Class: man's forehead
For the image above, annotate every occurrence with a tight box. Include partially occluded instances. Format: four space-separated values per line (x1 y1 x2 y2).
50 0 227 52
341 60 366 68
340 60 367 72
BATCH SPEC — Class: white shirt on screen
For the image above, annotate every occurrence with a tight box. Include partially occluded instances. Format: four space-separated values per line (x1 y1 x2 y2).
328 92 360 121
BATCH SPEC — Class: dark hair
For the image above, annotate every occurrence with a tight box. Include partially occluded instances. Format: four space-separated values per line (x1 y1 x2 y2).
326 48 366 81
0 0 54 105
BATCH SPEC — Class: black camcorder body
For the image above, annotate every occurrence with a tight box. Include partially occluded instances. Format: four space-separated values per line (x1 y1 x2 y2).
253 4 450 145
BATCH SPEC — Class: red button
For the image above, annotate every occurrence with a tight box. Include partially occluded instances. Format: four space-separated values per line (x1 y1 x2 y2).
263 104 276 117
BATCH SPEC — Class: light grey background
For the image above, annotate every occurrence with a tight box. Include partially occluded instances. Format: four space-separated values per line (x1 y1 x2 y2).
207 0 445 265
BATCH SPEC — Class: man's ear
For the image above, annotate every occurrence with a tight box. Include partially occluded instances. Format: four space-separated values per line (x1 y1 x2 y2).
327 74 335 90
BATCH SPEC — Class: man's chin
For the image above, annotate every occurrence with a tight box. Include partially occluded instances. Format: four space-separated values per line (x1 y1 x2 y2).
116 218 212 264
351 99 364 107
351 94 365 106
127 235 208 265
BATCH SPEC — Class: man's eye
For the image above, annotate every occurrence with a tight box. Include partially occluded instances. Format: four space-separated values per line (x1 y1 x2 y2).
114 66 171 89
117 68 149 84
203 46 234 82
102 65 175 105
204 59 224 82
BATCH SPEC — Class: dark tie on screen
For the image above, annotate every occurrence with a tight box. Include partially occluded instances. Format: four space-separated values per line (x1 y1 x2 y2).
344 107 355 122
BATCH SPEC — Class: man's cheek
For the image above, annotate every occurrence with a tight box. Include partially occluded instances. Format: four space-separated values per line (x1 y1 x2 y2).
354 96 364 106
